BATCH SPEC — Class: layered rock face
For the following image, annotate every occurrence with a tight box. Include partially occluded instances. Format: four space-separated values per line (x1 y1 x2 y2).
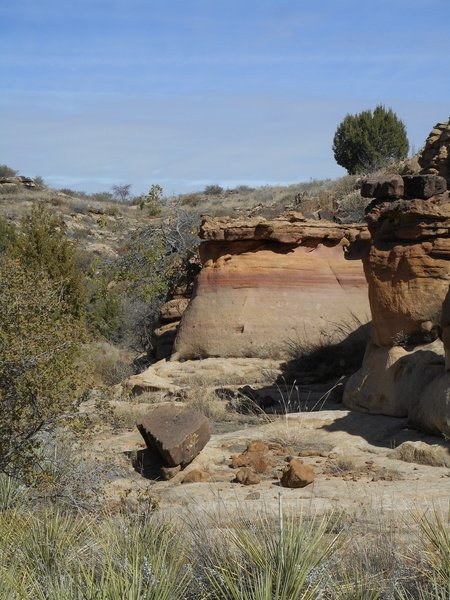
172 213 370 359
344 174 450 436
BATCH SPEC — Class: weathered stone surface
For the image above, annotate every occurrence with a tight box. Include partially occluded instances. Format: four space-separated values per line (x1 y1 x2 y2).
233 467 261 485
125 368 181 395
344 341 446 417
182 469 211 483
361 175 404 199
419 119 450 184
160 298 190 322
137 405 211 467
392 441 450 468
362 199 450 347
280 459 314 488
153 321 180 360
173 215 370 359
403 174 447 199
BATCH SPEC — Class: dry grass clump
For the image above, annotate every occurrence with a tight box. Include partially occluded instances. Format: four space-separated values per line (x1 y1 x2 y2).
86 341 136 386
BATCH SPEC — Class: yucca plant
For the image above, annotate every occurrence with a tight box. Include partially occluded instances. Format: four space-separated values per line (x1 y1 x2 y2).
0 508 191 600
202 510 340 600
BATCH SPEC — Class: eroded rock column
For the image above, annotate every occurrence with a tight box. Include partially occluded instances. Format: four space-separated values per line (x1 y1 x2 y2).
344 174 450 436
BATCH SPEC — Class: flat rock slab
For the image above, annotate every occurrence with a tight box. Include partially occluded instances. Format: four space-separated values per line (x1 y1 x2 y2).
137 405 211 467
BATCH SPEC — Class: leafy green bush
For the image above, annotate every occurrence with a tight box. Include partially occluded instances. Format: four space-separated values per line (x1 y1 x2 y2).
333 105 409 174
0 257 86 479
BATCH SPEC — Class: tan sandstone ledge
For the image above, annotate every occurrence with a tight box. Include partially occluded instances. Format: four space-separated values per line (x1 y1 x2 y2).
200 212 370 244
172 213 371 360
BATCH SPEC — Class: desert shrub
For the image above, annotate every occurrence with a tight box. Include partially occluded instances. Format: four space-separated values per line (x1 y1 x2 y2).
235 184 255 193
58 187 78 196
0 217 17 252
333 105 409 174
16 203 86 318
33 175 46 188
204 184 223 196
87 341 135 386
0 164 18 178
86 278 124 341
106 204 121 217
111 183 132 202
337 189 371 223
137 183 163 215
180 193 201 207
0 257 87 479
90 191 114 202
0 184 19 194
113 209 200 351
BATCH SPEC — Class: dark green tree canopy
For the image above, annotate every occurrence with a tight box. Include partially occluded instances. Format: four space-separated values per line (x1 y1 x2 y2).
332 105 409 174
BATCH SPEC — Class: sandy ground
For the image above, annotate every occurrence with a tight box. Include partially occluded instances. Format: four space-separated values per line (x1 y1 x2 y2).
92 404 450 521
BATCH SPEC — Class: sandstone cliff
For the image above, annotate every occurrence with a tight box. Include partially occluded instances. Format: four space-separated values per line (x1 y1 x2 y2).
344 174 450 437
172 213 370 360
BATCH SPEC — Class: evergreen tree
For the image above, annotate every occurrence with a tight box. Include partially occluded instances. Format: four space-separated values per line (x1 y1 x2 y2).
332 105 409 174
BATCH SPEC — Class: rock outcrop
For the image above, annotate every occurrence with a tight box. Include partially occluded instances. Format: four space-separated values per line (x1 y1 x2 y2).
0 175 37 190
344 174 450 437
419 119 450 184
172 213 370 359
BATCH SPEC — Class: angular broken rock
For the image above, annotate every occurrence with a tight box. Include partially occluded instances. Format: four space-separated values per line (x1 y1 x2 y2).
361 175 404 199
280 459 314 488
137 405 210 468
402 174 447 199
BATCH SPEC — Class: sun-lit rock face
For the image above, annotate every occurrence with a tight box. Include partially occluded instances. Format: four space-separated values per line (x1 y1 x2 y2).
172 214 370 360
344 175 450 437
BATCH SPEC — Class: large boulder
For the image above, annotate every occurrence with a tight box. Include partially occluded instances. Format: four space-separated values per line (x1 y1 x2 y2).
173 214 370 359
137 405 211 467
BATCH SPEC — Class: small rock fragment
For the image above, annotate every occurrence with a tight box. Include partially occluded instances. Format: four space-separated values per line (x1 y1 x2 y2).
234 467 261 485
280 459 314 488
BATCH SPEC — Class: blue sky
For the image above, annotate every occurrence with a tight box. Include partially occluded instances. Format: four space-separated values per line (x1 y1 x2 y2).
1 0 449 195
